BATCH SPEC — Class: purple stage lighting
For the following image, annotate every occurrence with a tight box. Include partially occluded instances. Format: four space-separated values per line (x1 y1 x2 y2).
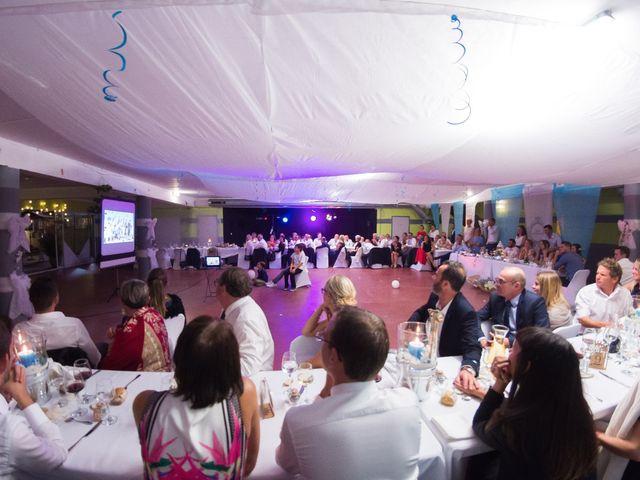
310 215 317 222
282 217 289 223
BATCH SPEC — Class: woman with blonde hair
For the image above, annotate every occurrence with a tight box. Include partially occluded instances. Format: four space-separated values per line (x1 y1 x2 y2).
624 259 640 296
532 271 572 330
291 276 357 367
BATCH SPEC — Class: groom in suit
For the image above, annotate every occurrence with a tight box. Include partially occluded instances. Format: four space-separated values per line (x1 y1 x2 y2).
408 261 483 389
477 266 550 347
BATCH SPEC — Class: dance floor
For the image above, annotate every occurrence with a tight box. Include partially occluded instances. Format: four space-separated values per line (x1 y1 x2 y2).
52 266 490 364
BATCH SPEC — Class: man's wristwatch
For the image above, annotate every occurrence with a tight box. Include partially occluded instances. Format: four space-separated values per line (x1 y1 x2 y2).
460 365 476 376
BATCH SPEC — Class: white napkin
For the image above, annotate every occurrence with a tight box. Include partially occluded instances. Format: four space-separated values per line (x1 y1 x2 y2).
431 413 475 441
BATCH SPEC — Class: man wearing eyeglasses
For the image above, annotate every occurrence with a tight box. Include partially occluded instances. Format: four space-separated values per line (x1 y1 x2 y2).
477 266 550 347
276 306 423 479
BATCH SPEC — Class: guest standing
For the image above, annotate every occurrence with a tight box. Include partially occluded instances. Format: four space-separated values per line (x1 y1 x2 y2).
100 279 171 372
134 317 260 478
532 271 572 330
471 327 597 480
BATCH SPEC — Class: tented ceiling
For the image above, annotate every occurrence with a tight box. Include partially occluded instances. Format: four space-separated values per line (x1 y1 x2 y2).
0 0 639 205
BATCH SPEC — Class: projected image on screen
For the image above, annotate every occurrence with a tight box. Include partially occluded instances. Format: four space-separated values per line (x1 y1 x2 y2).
104 210 134 244
100 198 136 268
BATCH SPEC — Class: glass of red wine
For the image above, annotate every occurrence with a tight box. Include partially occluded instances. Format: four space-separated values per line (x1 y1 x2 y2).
67 367 87 418
73 358 95 406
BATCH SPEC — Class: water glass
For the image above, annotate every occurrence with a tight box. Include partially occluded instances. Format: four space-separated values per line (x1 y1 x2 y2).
281 351 298 384
96 379 118 425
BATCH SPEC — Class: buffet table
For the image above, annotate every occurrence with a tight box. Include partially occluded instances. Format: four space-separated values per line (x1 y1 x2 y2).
450 253 551 291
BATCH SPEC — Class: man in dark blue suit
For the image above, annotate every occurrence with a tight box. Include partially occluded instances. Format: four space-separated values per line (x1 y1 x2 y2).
477 266 550 348
408 261 483 389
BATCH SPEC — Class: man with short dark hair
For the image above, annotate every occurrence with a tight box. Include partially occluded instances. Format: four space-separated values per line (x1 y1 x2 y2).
216 267 274 376
477 266 550 347
0 320 67 476
575 258 632 328
276 306 423 478
554 241 584 286
21 277 101 367
614 245 634 285
408 261 482 389
543 224 562 251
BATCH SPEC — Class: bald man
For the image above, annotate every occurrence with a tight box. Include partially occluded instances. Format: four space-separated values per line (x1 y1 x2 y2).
477 266 550 346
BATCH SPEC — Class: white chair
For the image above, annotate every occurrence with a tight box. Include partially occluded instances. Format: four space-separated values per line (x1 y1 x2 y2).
148 249 159 270
269 251 282 270
350 249 364 268
294 269 312 289
333 248 349 268
563 269 590 308
164 314 186 358
289 335 322 362
172 248 183 270
315 248 329 268
237 251 250 269
156 248 172 269
553 323 581 339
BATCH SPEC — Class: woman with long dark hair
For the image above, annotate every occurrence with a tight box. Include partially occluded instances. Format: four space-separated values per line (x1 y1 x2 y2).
147 268 185 320
472 327 597 480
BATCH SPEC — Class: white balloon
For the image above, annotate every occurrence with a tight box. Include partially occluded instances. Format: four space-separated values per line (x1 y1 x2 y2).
391 280 400 289
247 269 256 280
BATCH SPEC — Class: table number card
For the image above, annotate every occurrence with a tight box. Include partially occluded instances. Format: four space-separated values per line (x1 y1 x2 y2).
589 347 608 370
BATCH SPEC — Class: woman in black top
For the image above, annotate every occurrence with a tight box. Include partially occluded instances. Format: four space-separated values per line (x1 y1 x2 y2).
147 268 186 320
472 327 597 480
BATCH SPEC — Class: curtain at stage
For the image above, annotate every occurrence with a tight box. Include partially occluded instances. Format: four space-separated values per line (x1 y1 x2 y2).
553 185 600 257
523 184 553 242
491 185 524 245
453 202 464 238
431 203 441 231
440 203 452 236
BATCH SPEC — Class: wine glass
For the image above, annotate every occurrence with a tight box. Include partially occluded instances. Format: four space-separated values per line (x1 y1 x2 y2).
281 351 298 385
580 328 597 377
74 359 94 404
96 379 118 425
297 362 314 403
67 367 87 418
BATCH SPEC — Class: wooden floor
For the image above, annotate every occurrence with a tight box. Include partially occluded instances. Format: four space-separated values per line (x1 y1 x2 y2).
51 265 490 366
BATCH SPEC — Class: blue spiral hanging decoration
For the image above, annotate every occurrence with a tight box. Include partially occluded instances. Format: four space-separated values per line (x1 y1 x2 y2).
101 10 128 102
447 14 471 125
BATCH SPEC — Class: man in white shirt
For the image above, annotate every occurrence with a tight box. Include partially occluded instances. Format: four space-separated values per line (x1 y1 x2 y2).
503 238 519 259
452 234 470 253
486 217 500 252
327 234 339 250
463 219 474 244
575 258 633 328
276 306 422 479
216 268 274 376
21 277 102 367
0 319 67 477
543 224 562 251
255 233 268 251
614 246 634 285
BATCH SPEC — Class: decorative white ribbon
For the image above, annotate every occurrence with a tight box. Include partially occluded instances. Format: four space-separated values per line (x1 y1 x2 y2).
9 272 34 319
618 219 639 251
5 214 31 254
142 218 158 241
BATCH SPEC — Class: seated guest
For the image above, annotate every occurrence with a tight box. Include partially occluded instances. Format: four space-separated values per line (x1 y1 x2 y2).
133 317 260 478
503 238 519 259
615 246 634 285
267 233 278 251
147 268 185 320
22 277 101 367
469 227 485 254
452 234 469 253
553 241 584 286
250 261 269 287
514 224 527 248
414 234 435 269
216 268 274 376
596 375 640 480
572 242 584 256
518 238 536 262
532 271 572 330
537 239 553 265
267 243 307 290
0 320 67 477
408 261 483 390
101 279 171 372
477 267 549 347
575 258 633 328
471 327 597 480
624 259 640 295
390 235 403 268
428 223 439 241
299 275 358 367
243 233 256 257
435 232 452 249
328 233 339 250
416 224 427 240
276 306 423 479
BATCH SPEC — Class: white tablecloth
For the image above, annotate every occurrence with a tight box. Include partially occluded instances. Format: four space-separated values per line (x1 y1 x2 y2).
450 253 550 291
37 368 445 480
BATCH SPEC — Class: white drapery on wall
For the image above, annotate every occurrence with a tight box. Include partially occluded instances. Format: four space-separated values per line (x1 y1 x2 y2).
523 184 553 242
440 203 452 236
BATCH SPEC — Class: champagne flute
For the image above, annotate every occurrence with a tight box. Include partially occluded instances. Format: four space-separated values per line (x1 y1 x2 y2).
297 362 314 403
281 351 298 385
96 379 118 425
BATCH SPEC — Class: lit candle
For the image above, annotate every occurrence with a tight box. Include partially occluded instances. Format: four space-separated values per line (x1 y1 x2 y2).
18 344 38 368
408 337 425 360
